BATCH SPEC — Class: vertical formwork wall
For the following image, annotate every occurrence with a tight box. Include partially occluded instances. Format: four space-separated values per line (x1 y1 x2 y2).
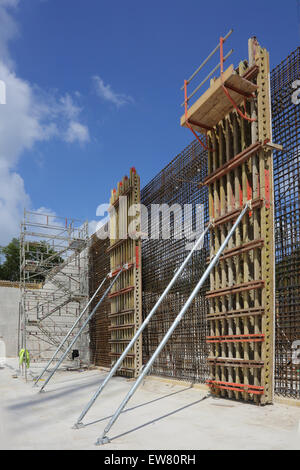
206 40 275 404
108 168 142 378
271 47 300 398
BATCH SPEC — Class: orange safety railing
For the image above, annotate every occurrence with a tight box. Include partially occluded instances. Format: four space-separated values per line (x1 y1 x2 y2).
219 36 256 123
182 29 257 151
181 29 233 151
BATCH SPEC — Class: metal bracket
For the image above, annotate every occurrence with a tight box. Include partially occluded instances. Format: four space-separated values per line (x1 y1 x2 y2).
95 436 111 446
72 422 84 429
263 141 284 152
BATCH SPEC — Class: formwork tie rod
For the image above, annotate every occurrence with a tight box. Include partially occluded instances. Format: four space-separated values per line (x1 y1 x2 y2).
38 267 125 393
73 223 212 429
33 275 108 387
95 202 250 445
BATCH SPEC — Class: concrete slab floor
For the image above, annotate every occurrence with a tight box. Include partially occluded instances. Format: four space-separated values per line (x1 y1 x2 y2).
0 358 300 450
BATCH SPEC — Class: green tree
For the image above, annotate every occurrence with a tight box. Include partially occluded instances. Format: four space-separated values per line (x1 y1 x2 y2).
0 238 63 283
0 238 20 281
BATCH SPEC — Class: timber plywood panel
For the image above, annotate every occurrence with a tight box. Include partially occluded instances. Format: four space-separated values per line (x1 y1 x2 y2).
181 65 257 132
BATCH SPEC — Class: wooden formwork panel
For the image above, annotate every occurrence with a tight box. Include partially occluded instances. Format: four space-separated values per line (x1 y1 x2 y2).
180 65 258 132
109 168 142 378
205 39 275 404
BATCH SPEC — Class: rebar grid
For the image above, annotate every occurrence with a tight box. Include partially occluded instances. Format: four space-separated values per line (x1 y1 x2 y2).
89 230 111 367
271 47 300 399
141 140 210 383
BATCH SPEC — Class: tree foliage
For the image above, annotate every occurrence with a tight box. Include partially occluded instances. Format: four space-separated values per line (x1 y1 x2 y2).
0 238 63 283
0 238 20 282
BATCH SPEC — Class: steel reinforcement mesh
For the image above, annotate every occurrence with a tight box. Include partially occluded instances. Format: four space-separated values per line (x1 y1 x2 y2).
271 47 300 398
89 232 111 368
140 140 210 383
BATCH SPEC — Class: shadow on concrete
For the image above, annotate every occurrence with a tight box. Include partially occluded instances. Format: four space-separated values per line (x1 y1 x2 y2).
4 361 106 387
83 386 194 427
107 395 208 443
33 371 105 386
5 375 106 411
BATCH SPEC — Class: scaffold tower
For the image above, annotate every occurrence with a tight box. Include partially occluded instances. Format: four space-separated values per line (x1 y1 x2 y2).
19 210 89 378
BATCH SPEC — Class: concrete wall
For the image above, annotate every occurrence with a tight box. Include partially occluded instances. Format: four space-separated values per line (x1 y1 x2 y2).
0 285 19 357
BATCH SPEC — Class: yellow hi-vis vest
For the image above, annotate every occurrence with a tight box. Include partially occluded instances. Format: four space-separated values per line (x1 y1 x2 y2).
19 349 30 368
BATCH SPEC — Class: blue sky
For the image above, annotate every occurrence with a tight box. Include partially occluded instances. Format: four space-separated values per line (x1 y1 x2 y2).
0 0 299 243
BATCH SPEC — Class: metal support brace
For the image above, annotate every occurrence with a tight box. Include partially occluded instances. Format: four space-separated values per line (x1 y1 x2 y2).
39 268 124 393
73 223 211 428
95 203 250 445
33 275 108 386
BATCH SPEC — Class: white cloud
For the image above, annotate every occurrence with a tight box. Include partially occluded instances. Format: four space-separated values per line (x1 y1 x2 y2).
0 63 52 169
0 1 19 69
0 166 29 245
0 1 90 245
65 120 90 144
93 75 133 107
0 1 19 6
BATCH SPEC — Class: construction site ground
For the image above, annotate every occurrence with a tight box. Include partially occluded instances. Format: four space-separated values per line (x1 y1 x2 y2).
1 358 300 450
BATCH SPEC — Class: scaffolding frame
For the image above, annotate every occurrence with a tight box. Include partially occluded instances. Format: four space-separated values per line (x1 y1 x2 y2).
19 210 89 379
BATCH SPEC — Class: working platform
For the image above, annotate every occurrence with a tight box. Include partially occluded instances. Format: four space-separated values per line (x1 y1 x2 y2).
180 65 257 133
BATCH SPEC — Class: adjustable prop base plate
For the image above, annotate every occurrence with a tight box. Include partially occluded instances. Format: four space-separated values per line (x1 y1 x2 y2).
73 422 85 429
95 436 111 446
